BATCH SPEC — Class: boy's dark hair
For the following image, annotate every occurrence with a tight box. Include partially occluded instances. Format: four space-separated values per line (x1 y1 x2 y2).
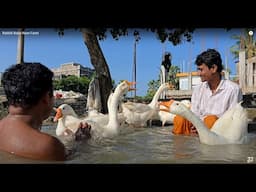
1 62 54 109
195 49 223 73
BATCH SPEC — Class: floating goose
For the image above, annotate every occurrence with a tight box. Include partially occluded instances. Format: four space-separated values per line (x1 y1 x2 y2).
158 99 191 126
54 80 135 139
54 104 82 136
160 100 248 145
121 82 173 127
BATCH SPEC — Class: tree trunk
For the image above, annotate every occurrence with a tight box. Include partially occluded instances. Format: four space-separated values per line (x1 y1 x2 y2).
81 28 113 114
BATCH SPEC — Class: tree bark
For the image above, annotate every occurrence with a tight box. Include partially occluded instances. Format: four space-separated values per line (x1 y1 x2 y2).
81 28 113 114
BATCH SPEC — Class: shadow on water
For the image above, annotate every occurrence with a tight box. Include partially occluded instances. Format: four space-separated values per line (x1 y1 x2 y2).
1 124 256 164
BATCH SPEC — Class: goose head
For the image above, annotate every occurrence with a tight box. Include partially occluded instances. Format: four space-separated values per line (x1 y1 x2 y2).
53 104 78 122
121 80 136 92
159 100 188 115
107 79 135 110
180 100 191 108
53 104 82 137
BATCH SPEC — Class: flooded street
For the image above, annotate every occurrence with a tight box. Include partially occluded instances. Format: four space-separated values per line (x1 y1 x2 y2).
1 124 256 164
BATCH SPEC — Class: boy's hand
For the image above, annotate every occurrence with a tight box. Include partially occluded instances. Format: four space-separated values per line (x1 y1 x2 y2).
75 122 91 141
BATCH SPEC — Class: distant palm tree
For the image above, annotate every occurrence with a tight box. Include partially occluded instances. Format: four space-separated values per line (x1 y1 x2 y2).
230 29 256 60
168 65 180 89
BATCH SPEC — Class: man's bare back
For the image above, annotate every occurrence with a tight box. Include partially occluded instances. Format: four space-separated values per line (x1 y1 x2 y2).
0 115 66 161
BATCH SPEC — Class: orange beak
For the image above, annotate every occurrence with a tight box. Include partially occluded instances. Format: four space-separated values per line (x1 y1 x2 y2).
125 80 136 91
53 108 63 122
159 99 175 113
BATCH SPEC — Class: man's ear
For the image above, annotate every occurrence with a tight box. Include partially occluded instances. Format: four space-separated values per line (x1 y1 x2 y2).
41 91 51 105
211 64 218 73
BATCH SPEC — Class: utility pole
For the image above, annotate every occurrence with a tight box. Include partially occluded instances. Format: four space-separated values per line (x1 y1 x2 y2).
132 31 140 100
17 28 25 64
239 33 246 93
188 44 192 90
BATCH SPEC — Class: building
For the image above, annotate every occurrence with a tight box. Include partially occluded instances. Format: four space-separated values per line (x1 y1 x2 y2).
176 70 230 91
167 70 231 100
52 62 95 80
237 50 256 94
176 72 201 90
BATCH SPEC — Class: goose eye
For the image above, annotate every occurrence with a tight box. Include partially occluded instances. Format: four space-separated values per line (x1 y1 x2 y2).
63 107 65 110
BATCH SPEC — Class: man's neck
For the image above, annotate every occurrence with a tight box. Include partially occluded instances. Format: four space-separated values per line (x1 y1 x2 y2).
208 77 221 93
8 105 42 130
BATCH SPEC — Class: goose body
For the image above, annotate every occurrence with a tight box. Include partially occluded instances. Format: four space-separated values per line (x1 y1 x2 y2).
160 100 248 145
158 99 191 126
121 83 172 127
85 83 126 125
54 104 81 136
54 80 134 139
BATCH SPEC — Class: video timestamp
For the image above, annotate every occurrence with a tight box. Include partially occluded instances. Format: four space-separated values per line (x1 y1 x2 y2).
247 157 254 163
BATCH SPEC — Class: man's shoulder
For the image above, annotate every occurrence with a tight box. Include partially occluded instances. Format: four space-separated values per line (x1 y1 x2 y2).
36 133 66 161
223 79 240 89
193 82 207 90
40 132 64 146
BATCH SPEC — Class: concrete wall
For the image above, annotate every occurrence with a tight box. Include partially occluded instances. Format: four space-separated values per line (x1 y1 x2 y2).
54 96 87 116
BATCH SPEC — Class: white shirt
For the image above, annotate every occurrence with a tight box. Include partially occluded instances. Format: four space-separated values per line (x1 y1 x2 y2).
191 79 243 120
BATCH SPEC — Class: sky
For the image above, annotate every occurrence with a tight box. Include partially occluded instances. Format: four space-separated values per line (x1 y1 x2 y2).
0 28 246 96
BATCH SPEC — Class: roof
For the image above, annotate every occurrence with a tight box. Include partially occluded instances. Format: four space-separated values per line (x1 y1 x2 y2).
176 72 199 77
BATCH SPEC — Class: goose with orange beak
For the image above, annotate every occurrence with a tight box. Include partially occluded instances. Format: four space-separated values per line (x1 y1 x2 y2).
159 100 248 145
121 82 173 127
158 99 191 126
53 80 136 139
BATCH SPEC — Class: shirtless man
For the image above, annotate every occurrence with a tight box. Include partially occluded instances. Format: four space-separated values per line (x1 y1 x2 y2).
0 62 90 161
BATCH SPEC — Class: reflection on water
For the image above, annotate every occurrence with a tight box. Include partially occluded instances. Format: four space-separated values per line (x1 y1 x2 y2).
1 124 256 164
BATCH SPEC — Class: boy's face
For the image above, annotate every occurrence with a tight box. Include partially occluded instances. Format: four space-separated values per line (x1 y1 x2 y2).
41 90 55 120
197 63 217 82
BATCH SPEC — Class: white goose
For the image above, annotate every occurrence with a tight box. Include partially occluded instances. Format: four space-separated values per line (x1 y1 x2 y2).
160 100 248 145
121 82 172 127
54 80 135 139
85 77 129 124
158 99 191 126
54 104 82 136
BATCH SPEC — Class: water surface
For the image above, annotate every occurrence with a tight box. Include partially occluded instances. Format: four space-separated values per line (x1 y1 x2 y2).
1 124 256 164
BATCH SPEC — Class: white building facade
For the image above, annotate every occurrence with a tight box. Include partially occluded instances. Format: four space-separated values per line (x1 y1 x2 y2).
52 62 95 80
